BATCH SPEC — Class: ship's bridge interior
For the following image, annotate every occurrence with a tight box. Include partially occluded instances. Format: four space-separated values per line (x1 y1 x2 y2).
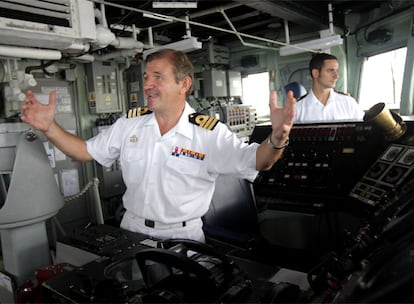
1 0 414 303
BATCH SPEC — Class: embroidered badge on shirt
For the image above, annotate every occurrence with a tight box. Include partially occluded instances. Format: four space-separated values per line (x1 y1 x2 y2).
127 106 152 118
171 146 205 160
189 113 218 130
130 135 138 143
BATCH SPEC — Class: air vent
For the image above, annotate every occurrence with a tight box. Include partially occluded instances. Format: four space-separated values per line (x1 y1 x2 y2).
0 0 73 27
0 0 96 51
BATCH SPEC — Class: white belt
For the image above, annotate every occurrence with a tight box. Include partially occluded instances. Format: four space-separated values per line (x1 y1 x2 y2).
143 218 199 229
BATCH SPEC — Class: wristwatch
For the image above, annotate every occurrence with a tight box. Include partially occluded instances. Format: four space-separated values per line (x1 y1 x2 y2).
267 135 289 150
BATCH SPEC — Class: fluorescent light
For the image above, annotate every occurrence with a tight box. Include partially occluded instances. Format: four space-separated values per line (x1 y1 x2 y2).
279 34 343 56
152 1 197 8
143 37 202 58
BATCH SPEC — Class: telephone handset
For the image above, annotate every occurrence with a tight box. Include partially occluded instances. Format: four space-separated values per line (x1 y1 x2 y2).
135 239 237 303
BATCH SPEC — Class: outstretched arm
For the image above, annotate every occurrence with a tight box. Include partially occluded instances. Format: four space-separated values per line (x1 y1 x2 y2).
256 90 295 171
20 90 93 162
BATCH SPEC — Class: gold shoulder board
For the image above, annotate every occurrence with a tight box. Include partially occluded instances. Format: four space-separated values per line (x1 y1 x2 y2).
127 106 152 118
335 90 350 96
189 113 219 131
297 93 308 102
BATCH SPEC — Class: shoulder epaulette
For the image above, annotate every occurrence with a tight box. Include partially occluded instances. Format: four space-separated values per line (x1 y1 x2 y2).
189 113 219 131
297 93 308 102
334 90 351 96
127 106 152 118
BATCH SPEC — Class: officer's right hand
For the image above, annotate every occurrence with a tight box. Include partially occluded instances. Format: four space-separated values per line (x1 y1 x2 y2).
20 90 56 133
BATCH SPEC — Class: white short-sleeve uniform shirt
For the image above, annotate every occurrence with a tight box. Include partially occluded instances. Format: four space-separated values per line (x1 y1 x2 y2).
294 88 365 123
86 102 259 240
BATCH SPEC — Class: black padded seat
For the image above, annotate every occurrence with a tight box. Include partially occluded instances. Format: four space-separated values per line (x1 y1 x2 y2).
202 175 267 254
284 81 307 99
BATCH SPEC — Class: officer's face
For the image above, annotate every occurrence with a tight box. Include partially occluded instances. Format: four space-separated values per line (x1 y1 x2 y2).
315 59 339 89
143 57 188 113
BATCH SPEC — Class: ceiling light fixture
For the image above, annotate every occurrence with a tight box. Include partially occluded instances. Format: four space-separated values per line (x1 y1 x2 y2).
152 1 197 9
142 36 202 58
279 34 343 56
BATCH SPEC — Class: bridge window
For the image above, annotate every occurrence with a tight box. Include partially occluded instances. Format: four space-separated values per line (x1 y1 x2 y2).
359 47 407 111
242 72 269 121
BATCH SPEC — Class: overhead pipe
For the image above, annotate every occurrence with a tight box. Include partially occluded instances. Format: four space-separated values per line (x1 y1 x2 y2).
284 19 290 44
328 3 334 34
0 45 62 60
95 3 142 53
100 3 109 28
74 54 95 62
132 24 139 41
147 27 154 48
111 37 144 50
94 49 140 61
185 15 192 38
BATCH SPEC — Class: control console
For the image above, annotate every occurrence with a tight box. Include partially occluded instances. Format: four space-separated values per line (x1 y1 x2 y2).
251 122 388 206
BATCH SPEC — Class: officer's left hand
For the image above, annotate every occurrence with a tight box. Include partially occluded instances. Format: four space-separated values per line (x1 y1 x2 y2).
268 90 295 146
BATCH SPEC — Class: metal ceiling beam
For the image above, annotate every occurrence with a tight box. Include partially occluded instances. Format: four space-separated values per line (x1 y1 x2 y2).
233 0 327 30
93 0 293 48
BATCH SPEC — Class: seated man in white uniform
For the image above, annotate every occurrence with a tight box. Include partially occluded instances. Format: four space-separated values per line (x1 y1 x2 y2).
294 53 365 123
20 49 296 243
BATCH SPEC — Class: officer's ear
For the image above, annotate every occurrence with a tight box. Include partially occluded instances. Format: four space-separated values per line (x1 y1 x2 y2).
181 75 192 96
311 68 319 79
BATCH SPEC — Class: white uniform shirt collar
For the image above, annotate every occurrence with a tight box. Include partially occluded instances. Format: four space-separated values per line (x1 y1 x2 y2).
172 102 195 140
310 88 335 106
140 102 195 139
326 88 337 105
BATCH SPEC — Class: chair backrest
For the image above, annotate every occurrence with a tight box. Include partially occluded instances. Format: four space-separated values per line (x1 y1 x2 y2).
284 82 307 99
203 175 258 235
